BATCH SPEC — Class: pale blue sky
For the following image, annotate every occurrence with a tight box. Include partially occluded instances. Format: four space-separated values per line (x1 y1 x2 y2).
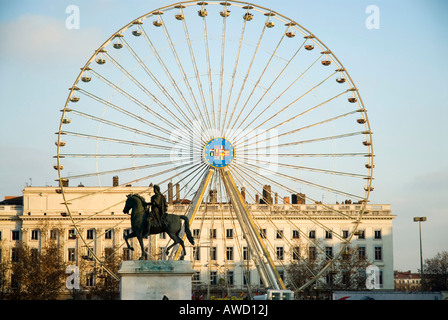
0 0 447 272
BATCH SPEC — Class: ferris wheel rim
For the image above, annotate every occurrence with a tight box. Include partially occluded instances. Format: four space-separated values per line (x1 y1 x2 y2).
56 0 374 293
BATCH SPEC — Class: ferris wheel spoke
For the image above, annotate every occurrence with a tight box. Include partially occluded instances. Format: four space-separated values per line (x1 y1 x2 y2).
229 164 351 244
231 36 307 136
235 157 368 179
159 15 214 134
232 54 322 141
177 9 214 132
103 51 193 132
235 103 360 151
77 88 173 136
64 161 198 205
57 153 173 158
60 130 174 151
88 69 182 133
60 159 183 181
228 21 291 135
234 70 338 144
216 4 228 133
243 152 371 158
234 159 364 201
220 12 248 135
230 160 364 221
139 24 207 135
119 37 203 139
242 130 368 154
228 165 341 262
200 6 217 130
224 13 270 136
68 108 181 147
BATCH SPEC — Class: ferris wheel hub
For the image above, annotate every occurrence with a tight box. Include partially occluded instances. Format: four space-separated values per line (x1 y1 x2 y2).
203 137 235 168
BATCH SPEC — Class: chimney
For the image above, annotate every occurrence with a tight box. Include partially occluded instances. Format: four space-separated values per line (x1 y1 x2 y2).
275 192 278 204
292 193 306 204
209 189 217 203
255 194 259 204
297 193 306 204
168 182 173 205
176 183 180 201
241 187 246 201
113 176 119 187
283 196 290 204
262 185 272 204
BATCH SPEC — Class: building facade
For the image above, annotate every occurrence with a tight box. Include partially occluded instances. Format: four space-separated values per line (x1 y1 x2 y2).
0 185 395 297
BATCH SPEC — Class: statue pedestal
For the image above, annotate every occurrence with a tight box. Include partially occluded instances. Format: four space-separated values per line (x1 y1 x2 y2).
118 260 195 300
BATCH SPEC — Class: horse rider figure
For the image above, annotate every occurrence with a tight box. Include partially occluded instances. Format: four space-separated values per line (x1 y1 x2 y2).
148 184 167 229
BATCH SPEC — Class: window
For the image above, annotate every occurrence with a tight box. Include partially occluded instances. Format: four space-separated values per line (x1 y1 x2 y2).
193 246 200 261
293 246 300 260
357 230 365 239
210 247 217 261
276 229 283 239
226 247 234 260
358 246 366 259
260 229 267 239
227 271 234 285
276 246 284 260
309 230 316 239
374 230 382 239
375 246 383 261
123 248 132 261
87 229 95 240
342 230 349 239
11 248 19 262
104 247 114 259
68 248 76 262
68 229 76 240
210 271 218 285
193 229 200 238
243 246 250 260
192 272 200 283
292 230 300 239
31 229 39 240
309 247 317 261
50 229 58 240
86 273 95 287
325 246 333 260
105 229 113 240
325 230 332 239
12 230 20 241
210 229 217 239
226 229 233 239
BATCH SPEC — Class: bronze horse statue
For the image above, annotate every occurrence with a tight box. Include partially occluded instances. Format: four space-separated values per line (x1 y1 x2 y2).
122 193 195 260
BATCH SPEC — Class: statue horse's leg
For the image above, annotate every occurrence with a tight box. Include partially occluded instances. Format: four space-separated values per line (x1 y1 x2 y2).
165 231 186 260
137 234 146 260
124 230 136 251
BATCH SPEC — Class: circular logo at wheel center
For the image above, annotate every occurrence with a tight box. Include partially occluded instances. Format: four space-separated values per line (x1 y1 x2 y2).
204 138 235 168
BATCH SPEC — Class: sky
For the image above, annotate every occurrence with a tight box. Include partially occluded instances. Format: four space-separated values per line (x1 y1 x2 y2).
0 0 447 273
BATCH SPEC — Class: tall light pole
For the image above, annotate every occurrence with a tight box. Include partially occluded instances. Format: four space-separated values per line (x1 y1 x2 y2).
413 217 427 293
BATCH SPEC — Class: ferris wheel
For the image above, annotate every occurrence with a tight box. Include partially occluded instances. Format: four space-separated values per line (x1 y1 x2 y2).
55 1 374 292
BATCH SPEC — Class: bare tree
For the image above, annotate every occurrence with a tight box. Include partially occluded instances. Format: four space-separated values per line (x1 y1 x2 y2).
423 251 448 291
9 241 67 299
286 242 372 299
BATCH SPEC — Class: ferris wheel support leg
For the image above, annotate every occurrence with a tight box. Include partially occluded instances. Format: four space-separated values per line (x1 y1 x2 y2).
170 168 215 260
221 168 286 290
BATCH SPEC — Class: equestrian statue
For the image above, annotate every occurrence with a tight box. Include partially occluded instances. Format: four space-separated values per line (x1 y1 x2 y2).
122 186 195 260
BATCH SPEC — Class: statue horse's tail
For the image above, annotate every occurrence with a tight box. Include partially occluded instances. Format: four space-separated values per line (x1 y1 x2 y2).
179 215 195 245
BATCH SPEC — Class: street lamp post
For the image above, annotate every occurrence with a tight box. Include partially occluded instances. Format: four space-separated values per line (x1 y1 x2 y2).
413 216 427 293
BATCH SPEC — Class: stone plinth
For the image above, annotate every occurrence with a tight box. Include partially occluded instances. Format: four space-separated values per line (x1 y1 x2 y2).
118 260 195 300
